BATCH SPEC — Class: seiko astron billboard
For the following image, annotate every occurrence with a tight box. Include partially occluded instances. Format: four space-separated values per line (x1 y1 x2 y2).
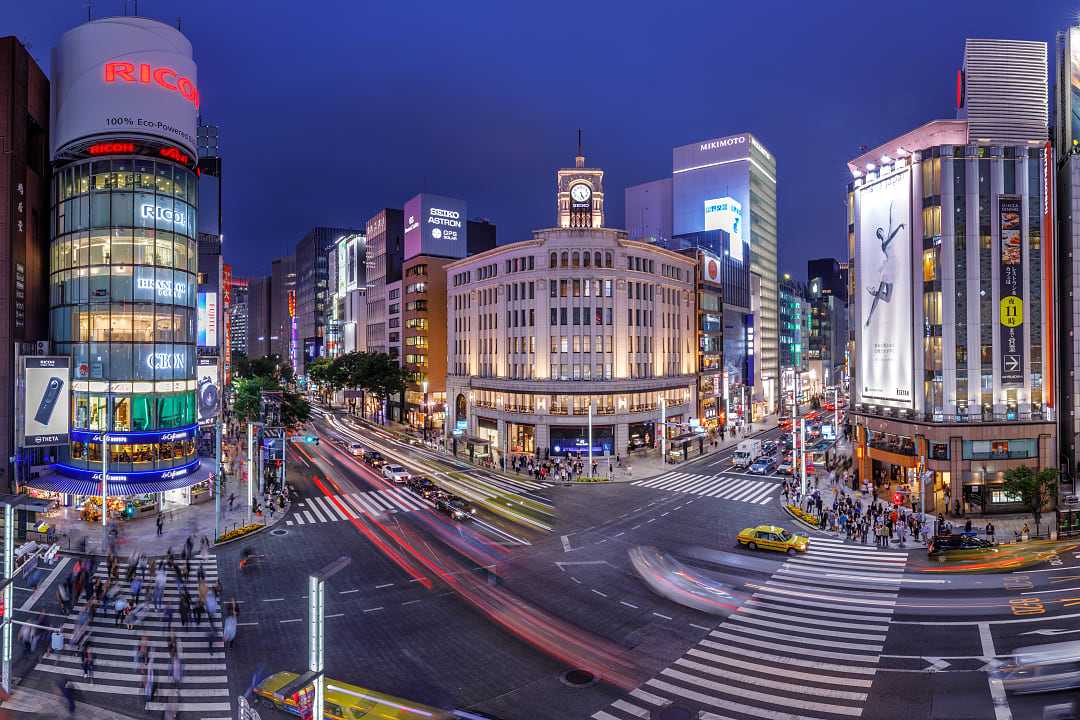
856 169 914 408
50 17 199 158
404 193 468 260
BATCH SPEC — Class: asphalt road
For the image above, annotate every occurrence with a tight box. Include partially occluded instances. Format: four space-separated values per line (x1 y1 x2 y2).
16 407 1080 720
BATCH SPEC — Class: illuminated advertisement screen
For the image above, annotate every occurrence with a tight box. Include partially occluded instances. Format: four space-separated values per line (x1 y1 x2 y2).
196 356 220 424
21 356 71 447
197 292 218 347
404 193 468 260
673 134 750 263
856 169 913 407
998 195 1024 386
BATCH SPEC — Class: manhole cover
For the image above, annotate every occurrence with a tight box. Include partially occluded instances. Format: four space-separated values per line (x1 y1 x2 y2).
270 529 288 536
560 669 597 688
657 708 693 720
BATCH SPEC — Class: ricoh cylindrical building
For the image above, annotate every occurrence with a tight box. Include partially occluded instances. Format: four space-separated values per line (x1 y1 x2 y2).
33 16 209 514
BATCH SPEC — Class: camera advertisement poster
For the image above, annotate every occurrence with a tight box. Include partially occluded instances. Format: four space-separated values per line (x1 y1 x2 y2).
22 356 71 447
197 357 220 425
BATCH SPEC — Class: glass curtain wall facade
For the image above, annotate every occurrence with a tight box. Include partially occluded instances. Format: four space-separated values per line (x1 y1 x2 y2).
49 155 199 476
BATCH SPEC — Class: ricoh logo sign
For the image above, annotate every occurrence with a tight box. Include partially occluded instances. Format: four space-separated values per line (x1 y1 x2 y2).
141 203 186 226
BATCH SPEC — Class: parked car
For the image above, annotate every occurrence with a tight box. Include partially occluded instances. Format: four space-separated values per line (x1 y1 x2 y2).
382 464 410 484
748 456 778 475
435 493 476 521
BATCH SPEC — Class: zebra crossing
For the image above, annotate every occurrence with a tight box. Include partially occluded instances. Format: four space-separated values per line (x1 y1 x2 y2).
286 488 429 525
33 555 231 717
631 471 777 504
594 537 908 720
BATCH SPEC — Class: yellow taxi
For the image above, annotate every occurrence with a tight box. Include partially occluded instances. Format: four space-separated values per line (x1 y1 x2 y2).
254 670 454 719
736 524 809 556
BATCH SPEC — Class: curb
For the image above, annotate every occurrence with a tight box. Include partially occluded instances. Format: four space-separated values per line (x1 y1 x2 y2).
782 503 823 533
212 501 292 547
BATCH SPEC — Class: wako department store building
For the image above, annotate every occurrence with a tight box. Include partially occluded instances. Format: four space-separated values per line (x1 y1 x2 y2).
27 17 211 514
445 151 698 460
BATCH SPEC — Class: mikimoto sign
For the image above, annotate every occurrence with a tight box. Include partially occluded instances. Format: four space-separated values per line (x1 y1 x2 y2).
51 17 199 158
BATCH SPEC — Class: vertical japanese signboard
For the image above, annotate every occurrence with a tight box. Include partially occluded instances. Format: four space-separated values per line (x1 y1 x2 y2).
998 195 1023 385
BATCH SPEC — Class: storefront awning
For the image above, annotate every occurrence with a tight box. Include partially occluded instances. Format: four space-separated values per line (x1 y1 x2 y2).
24 462 209 497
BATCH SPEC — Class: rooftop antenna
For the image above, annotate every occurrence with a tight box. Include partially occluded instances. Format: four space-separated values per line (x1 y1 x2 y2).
86 0 92 21
575 129 585 168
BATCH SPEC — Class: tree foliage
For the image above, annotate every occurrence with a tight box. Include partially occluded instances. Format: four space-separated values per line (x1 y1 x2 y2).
1003 465 1058 536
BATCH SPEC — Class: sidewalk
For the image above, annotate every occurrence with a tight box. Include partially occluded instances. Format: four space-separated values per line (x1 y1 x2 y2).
41 436 289 556
3 682 146 719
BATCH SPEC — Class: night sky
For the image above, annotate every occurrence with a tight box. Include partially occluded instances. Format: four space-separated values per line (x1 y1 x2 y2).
9 1 1074 281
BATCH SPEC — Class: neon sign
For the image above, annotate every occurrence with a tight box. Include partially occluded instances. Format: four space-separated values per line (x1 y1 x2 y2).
89 142 135 155
103 62 200 109
146 352 186 371
136 277 186 299
159 147 190 164
140 203 186 225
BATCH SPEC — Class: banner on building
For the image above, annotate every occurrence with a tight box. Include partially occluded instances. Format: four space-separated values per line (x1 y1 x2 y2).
196 357 220 425
20 356 71 447
856 169 913 407
998 195 1024 386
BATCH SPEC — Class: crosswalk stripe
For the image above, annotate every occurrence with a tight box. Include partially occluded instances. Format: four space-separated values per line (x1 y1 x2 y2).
337 493 368 519
764 578 899 601
756 494 773 504
697 639 878 674
709 628 880 662
647 472 693 489
718 622 883 651
711 478 750 499
292 513 305 525
302 510 316 524
611 699 651 718
730 481 768 502
738 605 890 632
808 545 909 562
774 568 902 590
686 648 872 687
673 657 869 701
368 492 396 511
671 475 713 494
728 613 886 642
384 488 421 512
649 673 863 718
320 496 351 521
349 492 384 515
306 498 331 522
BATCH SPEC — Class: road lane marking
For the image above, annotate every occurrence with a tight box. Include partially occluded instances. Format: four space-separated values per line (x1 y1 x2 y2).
621 601 639 609
653 612 672 620
376 583 394 589
592 589 609 598
262 598 284 603
363 607 384 613
280 618 302 623
339 589 359 594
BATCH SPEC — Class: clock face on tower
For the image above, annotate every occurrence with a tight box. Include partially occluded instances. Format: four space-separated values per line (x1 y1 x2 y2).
570 183 592 203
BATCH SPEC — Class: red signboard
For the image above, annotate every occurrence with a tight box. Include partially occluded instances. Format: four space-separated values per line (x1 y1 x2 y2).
104 61 200 108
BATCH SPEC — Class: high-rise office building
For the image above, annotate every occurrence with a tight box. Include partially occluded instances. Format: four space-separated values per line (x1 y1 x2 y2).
365 209 404 356
229 276 248 364
626 132 779 413
293 226 362 375
44 17 209 501
270 255 296 366
246 275 271 359
0 36 51 489
850 37 1055 515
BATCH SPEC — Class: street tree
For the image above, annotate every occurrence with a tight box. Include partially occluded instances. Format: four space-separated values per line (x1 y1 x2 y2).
1003 465 1058 538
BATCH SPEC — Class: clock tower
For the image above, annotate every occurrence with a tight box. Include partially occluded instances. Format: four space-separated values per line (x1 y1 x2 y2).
557 130 604 229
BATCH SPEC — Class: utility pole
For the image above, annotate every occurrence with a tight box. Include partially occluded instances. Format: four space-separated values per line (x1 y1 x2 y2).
309 557 351 719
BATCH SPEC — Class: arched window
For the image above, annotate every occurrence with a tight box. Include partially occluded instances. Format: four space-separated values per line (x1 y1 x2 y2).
561 252 569 268
550 252 557 268
604 252 613 268
594 252 602 268
572 252 580 268
583 252 591 268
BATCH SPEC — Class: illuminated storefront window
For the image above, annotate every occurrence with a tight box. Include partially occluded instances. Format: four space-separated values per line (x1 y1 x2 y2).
50 155 199 477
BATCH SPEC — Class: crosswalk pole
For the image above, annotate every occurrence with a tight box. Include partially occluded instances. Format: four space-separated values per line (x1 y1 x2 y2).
800 418 807 497
247 422 254 526
2 503 12 694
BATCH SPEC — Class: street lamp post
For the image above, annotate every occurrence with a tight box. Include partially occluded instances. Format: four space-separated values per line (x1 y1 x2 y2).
422 380 429 442
309 557 351 720
660 397 667 463
587 399 593 478
247 422 255 525
800 417 808 497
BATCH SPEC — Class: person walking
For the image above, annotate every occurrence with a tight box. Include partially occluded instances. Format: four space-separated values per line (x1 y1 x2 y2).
81 643 94 682
986 521 996 544
113 596 128 626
